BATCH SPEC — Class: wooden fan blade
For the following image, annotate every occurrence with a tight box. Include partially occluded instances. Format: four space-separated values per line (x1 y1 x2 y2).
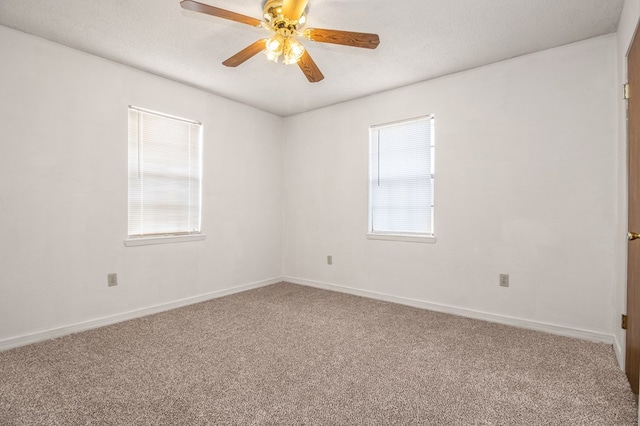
297 50 324 83
282 0 309 21
180 0 262 27
222 39 268 67
304 28 380 49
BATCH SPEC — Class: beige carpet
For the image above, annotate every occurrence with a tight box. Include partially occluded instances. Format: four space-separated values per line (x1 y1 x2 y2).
0 282 636 425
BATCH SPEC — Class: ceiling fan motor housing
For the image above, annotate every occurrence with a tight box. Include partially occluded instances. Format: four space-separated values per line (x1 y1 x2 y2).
263 0 306 31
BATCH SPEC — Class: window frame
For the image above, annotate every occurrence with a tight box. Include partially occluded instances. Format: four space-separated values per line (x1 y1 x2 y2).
366 115 436 244
124 105 206 247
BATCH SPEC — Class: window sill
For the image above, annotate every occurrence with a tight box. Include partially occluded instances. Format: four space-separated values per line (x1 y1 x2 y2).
124 234 206 247
366 233 436 244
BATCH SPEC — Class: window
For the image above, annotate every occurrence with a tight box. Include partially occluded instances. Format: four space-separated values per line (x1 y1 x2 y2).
368 115 435 242
126 106 203 244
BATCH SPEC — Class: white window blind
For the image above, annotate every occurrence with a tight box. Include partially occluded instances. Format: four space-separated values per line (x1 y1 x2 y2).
369 115 434 236
128 106 202 237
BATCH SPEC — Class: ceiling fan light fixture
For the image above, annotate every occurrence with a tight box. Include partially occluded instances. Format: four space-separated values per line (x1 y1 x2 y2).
264 33 304 65
265 33 285 61
283 37 305 64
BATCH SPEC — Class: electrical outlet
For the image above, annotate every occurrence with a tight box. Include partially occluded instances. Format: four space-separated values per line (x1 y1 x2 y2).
499 273 509 287
108 273 118 287
327 255 333 265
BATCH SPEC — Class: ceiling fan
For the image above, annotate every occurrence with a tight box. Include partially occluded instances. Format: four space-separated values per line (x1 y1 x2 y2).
180 0 380 83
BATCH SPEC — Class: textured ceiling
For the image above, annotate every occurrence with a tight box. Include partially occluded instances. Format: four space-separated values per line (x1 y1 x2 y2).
0 0 624 116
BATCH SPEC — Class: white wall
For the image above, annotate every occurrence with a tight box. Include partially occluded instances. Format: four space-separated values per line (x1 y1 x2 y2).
614 0 640 369
283 35 619 341
0 23 625 352
0 26 283 346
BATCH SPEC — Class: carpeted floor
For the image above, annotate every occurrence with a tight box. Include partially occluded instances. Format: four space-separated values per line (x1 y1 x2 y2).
0 282 637 425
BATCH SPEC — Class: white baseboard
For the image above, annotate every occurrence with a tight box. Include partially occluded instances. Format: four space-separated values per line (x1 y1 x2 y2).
1 276 617 353
0 277 281 352
613 334 625 370
284 276 615 345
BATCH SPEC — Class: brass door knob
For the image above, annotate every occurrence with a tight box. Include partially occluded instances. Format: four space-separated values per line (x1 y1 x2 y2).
629 232 640 241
